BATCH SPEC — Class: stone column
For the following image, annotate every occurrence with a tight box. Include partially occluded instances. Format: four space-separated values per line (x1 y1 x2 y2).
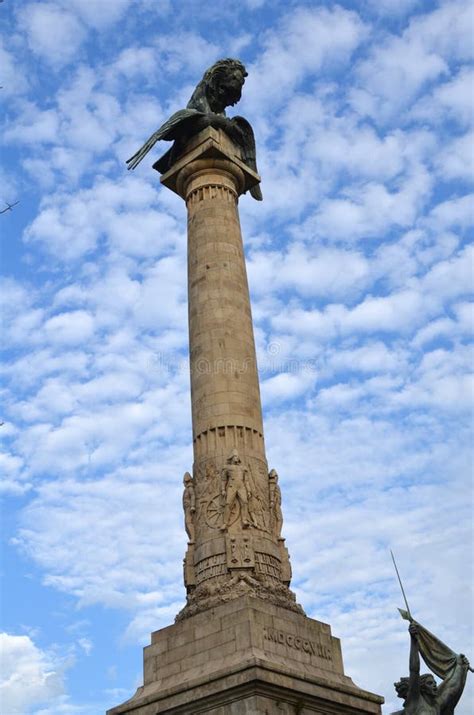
184 158 264 447
161 127 295 618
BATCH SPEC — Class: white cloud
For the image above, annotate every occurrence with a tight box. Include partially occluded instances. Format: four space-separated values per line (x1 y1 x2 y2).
122 602 182 645
1 348 89 392
310 167 433 242
325 342 405 376
18 3 86 68
421 244 473 302
13 470 187 618
16 0 133 73
4 106 60 145
4 64 158 187
412 317 456 347
261 371 316 405
0 39 29 97
365 0 422 17
24 175 176 261
453 301 474 333
77 638 93 656
269 242 472 350
244 5 367 111
410 67 474 128
104 46 158 84
0 633 66 714
367 228 460 292
392 345 474 411
10 373 189 475
243 0 266 9
0 277 35 322
0 451 27 496
426 194 473 231
58 0 131 30
432 67 474 125
0 277 45 349
406 0 474 63
24 203 97 261
247 244 370 300
272 91 437 184
307 123 407 181
154 32 220 77
350 0 474 124
346 289 429 334
351 36 447 123
435 131 474 183
44 311 95 346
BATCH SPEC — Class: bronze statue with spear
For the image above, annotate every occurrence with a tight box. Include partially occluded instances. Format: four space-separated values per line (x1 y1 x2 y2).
390 551 472 715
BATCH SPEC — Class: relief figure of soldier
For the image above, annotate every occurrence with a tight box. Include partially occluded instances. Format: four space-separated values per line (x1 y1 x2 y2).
220 449 250 531
269 468 283 540
182 472 196 544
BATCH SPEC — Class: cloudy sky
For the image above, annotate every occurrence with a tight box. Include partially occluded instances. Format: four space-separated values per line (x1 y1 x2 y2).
1 0 473 713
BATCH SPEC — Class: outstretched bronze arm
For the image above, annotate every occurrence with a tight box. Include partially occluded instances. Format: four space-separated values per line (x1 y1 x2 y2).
408 623 421 701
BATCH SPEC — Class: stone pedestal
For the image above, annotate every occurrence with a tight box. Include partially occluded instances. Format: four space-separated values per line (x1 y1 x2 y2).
107 596 383 714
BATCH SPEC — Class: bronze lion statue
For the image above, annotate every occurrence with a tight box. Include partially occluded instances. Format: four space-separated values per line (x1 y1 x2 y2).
126 58 262 200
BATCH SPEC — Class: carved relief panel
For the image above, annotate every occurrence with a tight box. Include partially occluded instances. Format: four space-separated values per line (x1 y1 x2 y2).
226 534 255 568
181 447 294 603
193 450 271 541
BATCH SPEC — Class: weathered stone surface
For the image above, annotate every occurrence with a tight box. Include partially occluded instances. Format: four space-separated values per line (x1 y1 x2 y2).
108 125 383 715
107 597 383 714
161 127 299 620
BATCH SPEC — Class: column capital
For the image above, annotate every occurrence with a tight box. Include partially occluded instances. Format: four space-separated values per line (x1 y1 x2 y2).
158 127 261 201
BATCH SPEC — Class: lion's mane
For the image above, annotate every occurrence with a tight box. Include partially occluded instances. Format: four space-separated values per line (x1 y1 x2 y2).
187 58 248 114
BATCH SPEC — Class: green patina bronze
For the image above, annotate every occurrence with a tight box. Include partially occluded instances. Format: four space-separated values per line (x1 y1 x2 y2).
126 58 262 200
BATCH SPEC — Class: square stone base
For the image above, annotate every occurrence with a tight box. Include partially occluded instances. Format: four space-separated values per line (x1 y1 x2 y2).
107 596 383 714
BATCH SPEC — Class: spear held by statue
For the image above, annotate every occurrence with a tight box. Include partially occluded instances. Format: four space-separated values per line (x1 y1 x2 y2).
391 550 474 677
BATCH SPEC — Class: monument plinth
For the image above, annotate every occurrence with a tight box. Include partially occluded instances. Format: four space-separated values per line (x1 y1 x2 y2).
108 596 382 715
108 123 383 714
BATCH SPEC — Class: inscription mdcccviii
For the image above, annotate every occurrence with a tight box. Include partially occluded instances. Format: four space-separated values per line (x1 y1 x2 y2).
263 627 332 661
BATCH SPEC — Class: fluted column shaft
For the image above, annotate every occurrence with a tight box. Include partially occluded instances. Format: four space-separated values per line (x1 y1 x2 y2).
184 159 265 462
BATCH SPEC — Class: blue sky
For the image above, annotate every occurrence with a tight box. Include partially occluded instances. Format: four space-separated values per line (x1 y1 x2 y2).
0 0 473 713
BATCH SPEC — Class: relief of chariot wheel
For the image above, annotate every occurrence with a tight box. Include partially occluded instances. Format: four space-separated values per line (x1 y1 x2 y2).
205 492 240 529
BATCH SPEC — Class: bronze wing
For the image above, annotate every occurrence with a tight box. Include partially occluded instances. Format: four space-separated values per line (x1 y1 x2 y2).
229 116 263 201
126 109 202 170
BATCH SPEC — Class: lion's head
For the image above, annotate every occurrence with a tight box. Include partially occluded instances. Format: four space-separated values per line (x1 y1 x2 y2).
187 58 248 114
